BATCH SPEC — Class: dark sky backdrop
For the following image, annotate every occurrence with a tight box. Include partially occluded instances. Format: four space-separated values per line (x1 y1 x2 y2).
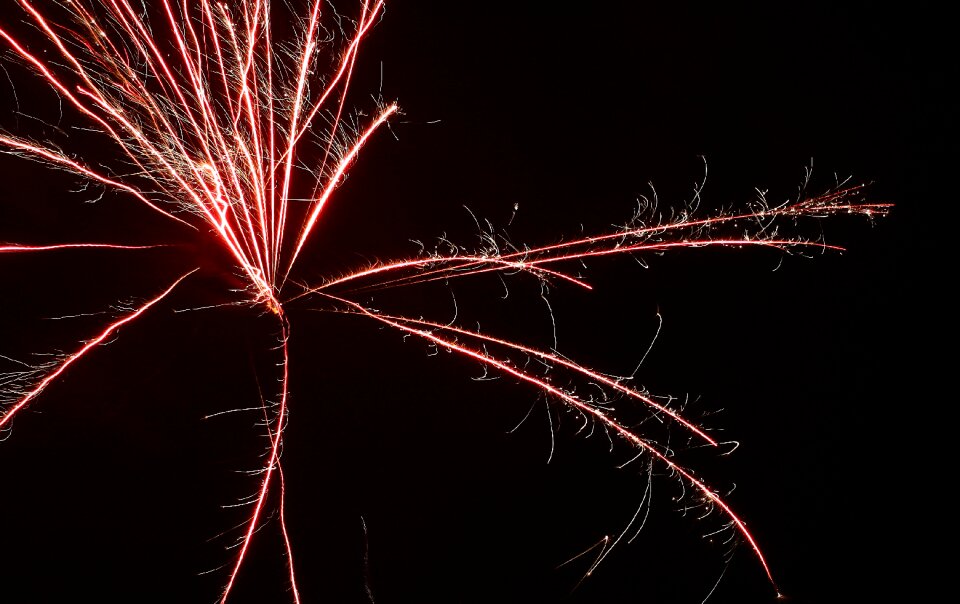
0 2 949 603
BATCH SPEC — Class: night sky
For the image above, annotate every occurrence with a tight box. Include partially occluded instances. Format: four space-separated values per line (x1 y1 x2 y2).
0 2 948 603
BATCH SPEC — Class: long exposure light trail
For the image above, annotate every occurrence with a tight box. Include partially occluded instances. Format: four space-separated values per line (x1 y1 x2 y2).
0 268 196 431
304 187 887 295
320 293 777 587
0 243 165 253
0 1 889 601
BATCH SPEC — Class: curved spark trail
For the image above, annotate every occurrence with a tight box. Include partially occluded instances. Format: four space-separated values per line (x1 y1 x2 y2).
0 1 889 602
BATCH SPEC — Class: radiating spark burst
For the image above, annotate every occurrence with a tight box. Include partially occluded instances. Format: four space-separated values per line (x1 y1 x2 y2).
0 1 889 601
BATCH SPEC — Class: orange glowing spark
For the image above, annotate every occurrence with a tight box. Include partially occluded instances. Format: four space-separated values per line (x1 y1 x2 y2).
0 1 889 602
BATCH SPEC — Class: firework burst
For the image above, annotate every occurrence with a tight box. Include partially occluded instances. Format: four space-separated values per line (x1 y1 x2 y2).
0 1 889 602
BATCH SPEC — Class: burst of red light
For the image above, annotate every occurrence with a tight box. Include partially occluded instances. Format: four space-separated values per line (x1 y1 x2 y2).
0 1 889 601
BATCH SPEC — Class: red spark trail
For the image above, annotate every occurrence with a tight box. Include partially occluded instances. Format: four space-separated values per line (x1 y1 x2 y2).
0 1 889 601
296 253 595 297
322 293 778 587
308 238 836 296
0 243 165 253
220 313 294 604
278 463 302 604
283 102 399 282
317 306 719 446
301 188 889 295
0 268 196 431
0 134 192 227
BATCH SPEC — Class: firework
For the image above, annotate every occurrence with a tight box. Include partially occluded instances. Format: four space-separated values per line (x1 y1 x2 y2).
0 1 889 602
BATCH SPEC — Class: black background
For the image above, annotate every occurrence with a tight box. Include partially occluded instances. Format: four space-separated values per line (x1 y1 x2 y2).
0 2 949 603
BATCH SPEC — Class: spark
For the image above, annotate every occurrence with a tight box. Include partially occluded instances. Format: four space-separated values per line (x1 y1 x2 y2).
0 1 889 602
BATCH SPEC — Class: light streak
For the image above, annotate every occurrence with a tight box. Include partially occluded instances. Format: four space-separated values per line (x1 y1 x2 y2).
0 1 889 601
0 243 165 253
219 313 293 604
321 293 776 586
0 268 196 431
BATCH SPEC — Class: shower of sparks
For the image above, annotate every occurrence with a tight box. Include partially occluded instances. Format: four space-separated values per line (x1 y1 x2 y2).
0 1 890 602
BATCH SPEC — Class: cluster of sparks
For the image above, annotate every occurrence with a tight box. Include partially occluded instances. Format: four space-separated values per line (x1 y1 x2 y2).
0 1 890 602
